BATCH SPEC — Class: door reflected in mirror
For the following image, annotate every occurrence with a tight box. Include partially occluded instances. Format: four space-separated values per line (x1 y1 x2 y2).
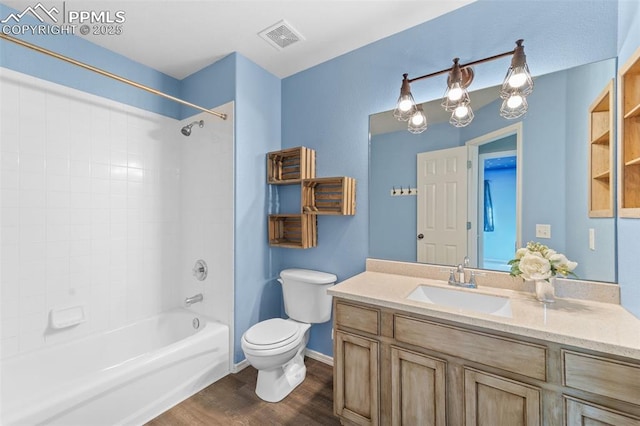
369 58 617 283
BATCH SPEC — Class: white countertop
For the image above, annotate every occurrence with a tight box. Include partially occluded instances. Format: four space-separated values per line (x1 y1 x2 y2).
328 271 640 360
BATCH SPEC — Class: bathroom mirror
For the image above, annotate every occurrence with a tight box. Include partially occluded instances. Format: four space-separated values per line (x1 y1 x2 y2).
369 58 617 283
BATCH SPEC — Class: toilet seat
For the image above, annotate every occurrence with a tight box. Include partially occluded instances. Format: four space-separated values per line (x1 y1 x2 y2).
242 319 304 352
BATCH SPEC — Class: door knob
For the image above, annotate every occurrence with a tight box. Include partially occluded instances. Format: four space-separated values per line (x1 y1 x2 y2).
417 233 424 240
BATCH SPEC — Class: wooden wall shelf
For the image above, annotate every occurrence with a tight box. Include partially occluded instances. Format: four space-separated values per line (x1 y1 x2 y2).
619 46 640 217
302 177 356 215
588 79 614 218
268 214 317 249
267 146 315 184
266 147 356 248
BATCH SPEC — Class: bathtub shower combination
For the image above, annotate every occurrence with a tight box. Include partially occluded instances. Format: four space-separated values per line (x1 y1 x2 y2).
1 46 235 424
2 309 229 425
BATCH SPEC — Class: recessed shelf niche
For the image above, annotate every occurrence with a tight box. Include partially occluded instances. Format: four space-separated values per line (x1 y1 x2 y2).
588 79 614 217
619 46 640 218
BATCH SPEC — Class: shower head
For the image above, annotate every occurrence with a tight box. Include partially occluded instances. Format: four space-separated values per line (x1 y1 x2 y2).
180 120 204 136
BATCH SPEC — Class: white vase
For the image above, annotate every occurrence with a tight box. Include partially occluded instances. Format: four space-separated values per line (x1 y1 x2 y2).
534 277 555 303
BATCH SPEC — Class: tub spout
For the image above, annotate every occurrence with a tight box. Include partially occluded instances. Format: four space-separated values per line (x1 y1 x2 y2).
184 293 203 307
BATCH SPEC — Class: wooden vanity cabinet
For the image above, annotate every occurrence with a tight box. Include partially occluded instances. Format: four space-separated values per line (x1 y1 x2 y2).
334 331 379 425
332 298 640 426
390 347 446 426
565 397 640 425
464 368 541 426
334 302 381 425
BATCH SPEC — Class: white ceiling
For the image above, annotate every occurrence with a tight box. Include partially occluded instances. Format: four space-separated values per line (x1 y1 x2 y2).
2 0 474 79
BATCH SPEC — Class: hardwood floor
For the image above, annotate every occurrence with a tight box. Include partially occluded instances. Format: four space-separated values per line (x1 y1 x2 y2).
146 357 341 426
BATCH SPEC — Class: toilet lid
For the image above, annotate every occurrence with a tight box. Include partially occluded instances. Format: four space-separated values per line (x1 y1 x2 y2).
244 318 300 346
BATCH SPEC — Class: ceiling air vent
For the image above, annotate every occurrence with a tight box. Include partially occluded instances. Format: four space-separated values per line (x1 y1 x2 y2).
258 19 304 50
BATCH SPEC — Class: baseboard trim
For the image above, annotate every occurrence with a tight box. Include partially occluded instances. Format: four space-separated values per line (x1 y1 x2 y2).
232 359 250 373
305 349 333 366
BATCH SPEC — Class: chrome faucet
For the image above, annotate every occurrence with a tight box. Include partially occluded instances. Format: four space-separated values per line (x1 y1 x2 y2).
448 256 477 288
184 293 203 307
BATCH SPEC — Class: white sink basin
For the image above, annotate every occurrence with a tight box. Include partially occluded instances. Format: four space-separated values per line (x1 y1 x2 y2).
406 285 513 318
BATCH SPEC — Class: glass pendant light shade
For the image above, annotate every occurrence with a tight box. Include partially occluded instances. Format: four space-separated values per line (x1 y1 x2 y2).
394 73 418 121
500 40 533 99
408 105 428 134
450 103 474 127
500 92 528 119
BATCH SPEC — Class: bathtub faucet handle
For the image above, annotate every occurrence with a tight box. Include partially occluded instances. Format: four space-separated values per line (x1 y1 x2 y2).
192 259 208 281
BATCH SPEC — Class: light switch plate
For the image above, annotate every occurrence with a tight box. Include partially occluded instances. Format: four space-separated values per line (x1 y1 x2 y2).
536 224 551 239
589 228 595 250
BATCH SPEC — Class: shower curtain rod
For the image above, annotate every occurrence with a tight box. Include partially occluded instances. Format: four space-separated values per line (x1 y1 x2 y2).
0 33 227 120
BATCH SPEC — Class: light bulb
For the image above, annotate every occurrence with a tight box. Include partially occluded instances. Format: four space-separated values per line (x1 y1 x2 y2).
408 107 427 134
411 112 425 126
454 105 469 118
507 94 523 108
501 63 533 99
398 98 413 112
450 103 474 127
508 71 527 88
500 93 528 119
447 84 463 102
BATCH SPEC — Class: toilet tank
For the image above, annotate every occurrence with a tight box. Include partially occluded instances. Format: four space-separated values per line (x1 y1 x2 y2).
279 269 337 323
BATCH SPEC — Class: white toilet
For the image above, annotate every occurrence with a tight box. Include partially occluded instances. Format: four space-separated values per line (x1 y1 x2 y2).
241 268 337 402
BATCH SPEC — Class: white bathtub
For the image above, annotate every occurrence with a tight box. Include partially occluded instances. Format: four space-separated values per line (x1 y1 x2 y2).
1 308 229 426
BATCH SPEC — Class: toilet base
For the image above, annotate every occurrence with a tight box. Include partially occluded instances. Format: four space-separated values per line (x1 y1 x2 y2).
255 350 307 402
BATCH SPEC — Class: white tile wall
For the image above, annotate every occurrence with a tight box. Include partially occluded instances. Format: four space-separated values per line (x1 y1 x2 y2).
0 68 222 359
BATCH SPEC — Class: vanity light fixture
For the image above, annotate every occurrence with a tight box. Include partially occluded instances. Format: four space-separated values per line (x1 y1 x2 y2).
394 39 533 134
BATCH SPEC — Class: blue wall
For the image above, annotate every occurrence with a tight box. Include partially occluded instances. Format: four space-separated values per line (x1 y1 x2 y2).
233 54 282 363
179 53 235 118
281 0 619 356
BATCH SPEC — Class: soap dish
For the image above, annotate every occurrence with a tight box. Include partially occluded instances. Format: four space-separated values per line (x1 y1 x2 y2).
49 305 86 329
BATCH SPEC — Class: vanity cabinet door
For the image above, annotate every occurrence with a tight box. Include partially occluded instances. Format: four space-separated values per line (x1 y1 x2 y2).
334 331 379 426
464 368 541 426
390 347 446 426
565 397 640 426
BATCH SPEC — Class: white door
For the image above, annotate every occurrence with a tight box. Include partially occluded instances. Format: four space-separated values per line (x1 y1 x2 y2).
417 146 468 265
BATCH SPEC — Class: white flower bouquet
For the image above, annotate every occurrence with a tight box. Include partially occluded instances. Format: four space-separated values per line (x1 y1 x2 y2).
508 241 578 282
